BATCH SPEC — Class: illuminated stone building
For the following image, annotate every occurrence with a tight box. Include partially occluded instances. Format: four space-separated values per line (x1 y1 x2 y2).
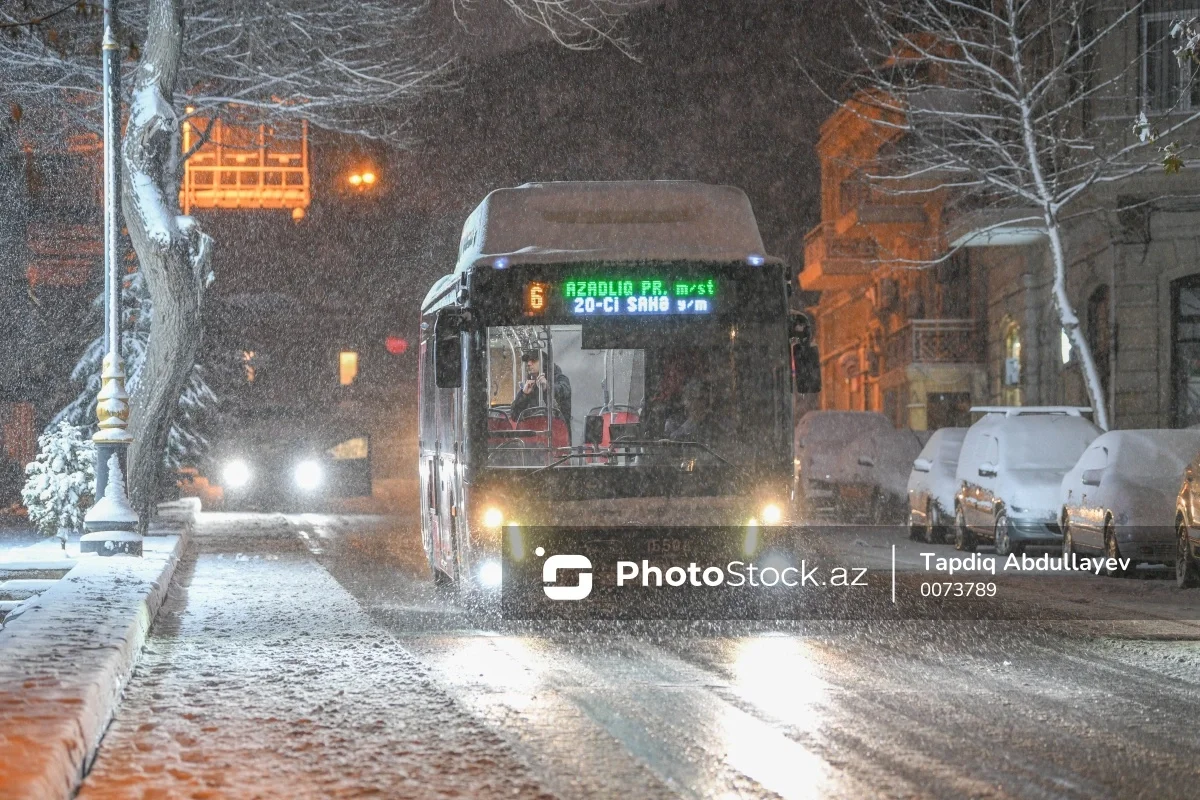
799 94 986 430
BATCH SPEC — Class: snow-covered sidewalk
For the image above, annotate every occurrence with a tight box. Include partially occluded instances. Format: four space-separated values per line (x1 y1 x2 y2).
78 517 551 799
0 503 193 800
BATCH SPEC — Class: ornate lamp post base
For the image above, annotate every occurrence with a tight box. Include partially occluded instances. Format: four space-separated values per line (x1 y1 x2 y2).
84 450 141 556
84 352 141 556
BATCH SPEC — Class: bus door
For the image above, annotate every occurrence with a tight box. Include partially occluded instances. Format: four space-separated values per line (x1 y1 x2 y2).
435 384 459 573
419 340 440 566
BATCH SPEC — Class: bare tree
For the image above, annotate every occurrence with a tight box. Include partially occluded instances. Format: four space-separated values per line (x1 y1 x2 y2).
829 0 1200 430
454 0 642 55
0 0 642 522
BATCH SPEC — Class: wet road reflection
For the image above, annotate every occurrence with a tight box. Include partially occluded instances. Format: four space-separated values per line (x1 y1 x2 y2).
282 512 1200 799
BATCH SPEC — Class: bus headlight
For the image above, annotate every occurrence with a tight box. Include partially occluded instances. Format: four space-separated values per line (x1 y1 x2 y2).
761 503 784 525
222 459 251 489
482 506 504 528
479 559 503 587
294 460 323 491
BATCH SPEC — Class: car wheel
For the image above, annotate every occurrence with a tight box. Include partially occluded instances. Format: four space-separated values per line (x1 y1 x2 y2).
994 511 1013 557
924 502 942 545
1062 517 1075 558
1103 519 1130 577
954 507 976 552
1176 519 1198 589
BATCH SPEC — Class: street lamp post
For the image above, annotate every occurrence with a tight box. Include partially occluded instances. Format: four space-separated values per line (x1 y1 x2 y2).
82 0 140 556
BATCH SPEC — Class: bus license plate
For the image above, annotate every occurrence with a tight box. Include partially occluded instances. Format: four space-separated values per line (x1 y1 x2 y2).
646 537 686 555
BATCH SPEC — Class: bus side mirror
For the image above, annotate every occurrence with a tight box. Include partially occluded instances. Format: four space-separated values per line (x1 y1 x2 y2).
433 309 463 389
789 311 821 394
792 342 821 394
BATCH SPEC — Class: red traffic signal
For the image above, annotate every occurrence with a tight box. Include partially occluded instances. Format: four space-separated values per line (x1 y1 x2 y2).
385 336 409 355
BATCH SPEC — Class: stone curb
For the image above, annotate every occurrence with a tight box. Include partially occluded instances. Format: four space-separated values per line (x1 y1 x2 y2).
0 499 198 800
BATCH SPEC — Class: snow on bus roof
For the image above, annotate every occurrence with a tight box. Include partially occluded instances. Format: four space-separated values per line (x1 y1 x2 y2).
452 181 775 274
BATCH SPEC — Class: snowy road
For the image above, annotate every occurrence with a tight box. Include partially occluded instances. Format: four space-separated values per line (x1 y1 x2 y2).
82 513 1200 799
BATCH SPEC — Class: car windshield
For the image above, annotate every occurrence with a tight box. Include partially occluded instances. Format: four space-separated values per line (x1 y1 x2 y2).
483 321 788 469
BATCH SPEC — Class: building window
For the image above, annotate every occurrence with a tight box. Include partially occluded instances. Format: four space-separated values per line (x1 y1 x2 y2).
1087 285 1111 396
1002 320 1022 406
339 350 359 386
1172 276 1200 426
1143 7 1200 113
242 350 257 383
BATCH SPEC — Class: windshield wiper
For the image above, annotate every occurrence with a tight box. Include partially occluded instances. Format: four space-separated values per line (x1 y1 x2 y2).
618 438 735 468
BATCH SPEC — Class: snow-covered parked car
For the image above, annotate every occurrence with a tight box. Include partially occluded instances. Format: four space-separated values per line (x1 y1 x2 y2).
1061 430 1200 575
906 427 967 543
794 410 893 517
834 426 929 523
954 407 1101 556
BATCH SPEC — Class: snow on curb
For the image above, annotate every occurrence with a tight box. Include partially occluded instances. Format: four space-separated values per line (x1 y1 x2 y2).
0 499 197 800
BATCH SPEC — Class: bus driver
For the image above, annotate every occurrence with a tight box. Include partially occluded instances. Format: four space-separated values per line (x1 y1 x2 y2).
511 349 573 439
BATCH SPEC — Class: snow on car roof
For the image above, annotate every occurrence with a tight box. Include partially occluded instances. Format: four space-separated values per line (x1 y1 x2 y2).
453 181 777 273
970 405 1091 417
1093 429 1200 475
930 427 967 463
990 414 1100 468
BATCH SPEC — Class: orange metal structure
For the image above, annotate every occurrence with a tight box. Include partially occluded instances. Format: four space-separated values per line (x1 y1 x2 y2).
180 118 310 215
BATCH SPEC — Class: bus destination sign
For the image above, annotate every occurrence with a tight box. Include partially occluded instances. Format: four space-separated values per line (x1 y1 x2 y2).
525 277 716 316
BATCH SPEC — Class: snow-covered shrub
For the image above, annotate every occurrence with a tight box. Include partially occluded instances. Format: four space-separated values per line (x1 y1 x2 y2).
21 422 96 541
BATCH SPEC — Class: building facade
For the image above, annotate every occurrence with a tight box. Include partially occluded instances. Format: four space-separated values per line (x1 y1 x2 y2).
800 1 1200 432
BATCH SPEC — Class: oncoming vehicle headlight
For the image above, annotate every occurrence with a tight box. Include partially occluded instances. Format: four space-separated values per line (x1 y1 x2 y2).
222 459 251 489
479 559 503 588
761 503 784 525
294 460 323 491
482 506 504 528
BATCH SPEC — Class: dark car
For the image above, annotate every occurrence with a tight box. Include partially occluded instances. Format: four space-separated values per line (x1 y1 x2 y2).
1173 450 1200 588
205 408 372 511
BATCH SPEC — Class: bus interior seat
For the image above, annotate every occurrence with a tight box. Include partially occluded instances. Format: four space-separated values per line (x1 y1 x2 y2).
514 408 570 450
488 407 512 430
586 404 641 446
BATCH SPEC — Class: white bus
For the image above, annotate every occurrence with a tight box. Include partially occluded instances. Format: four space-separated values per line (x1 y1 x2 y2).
418 181 818 590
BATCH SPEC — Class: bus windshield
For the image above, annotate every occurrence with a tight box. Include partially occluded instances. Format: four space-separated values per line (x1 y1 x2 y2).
483 320 789 469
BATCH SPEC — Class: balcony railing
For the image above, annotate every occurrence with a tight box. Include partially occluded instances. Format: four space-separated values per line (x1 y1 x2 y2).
801 223 878 290
884 318 981 371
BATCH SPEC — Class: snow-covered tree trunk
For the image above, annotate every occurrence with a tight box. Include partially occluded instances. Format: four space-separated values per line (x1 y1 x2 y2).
1009 57 1111 430
1045 216 1110 430
121 0 211 525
